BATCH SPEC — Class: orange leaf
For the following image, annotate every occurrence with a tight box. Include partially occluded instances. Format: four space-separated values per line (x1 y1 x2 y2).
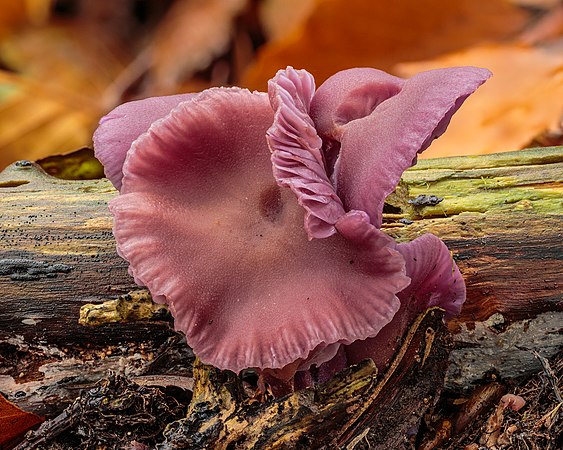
0 24 128 101
0 71 99 171
0 394 43 448
395 44 563 157
243 0 528 90
259 0 317 42
0 0 52 36
0 22 128 170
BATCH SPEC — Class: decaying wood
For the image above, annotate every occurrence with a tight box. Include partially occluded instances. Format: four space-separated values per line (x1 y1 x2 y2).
157 308 450 450
418 381 508 450
388 148 562 324
1 147 562 446
18 309 451 450
0 160 172 347
15 373 188 450
447 311 562 390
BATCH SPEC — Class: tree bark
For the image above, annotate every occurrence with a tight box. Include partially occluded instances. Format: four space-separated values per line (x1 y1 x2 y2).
1 147 562 446
159 308 451 450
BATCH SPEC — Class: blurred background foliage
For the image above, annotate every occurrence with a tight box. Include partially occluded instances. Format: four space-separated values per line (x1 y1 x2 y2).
0 0 561 175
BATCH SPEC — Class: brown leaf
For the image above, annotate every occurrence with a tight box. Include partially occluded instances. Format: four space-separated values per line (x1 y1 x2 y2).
258 0 316 42
0 0 51 36
519 3 563 45
480 393 526 447
452 382 507 436
509 0 561 8
0 23 128 101
0 393 43 448
395 44 563 157
0 20 130 170
0 71 99 171
242 0 528 90
148 0 248 94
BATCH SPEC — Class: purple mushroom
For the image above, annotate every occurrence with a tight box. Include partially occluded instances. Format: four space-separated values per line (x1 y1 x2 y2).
94 66 490 385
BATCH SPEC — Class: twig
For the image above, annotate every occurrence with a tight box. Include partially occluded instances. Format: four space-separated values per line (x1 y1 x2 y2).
532 350 562 404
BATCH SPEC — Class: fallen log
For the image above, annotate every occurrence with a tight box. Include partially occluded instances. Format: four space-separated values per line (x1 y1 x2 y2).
1 147 562 447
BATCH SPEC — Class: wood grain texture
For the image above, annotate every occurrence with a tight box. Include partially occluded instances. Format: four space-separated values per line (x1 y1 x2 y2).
0 147 561 422
0 161 170 346
149 309 451 450
390 146 562 324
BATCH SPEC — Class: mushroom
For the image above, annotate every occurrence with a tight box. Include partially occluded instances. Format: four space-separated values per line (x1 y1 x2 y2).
500 393 526 412
97 87 408 374
94 93 196 191
266 66 485 373
93 66 490 385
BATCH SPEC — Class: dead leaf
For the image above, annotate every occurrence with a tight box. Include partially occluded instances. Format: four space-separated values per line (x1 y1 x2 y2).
526 116 563 148
0 23 128 101
36 147 104 180
258 0 317 42
0 0 28 34
0 393 43 448
480 393 526 447
453 382 507 435
519 3 563 44
242 0 528 90
0 71 99 171
147 0 248 94
509 0 561 8
0 0 52 36
0 20 129 170
395 44 563 157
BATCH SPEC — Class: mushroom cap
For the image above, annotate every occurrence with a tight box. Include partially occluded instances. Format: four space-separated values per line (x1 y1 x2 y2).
267 67 345 239
500 394 526 411
267 66 478 374
93 93 196 190
310 66 492 227
345 233 466 369
96 65 488 376
109 87 409 372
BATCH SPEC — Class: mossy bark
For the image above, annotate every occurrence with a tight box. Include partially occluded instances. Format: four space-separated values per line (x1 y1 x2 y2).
1 147 562 447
